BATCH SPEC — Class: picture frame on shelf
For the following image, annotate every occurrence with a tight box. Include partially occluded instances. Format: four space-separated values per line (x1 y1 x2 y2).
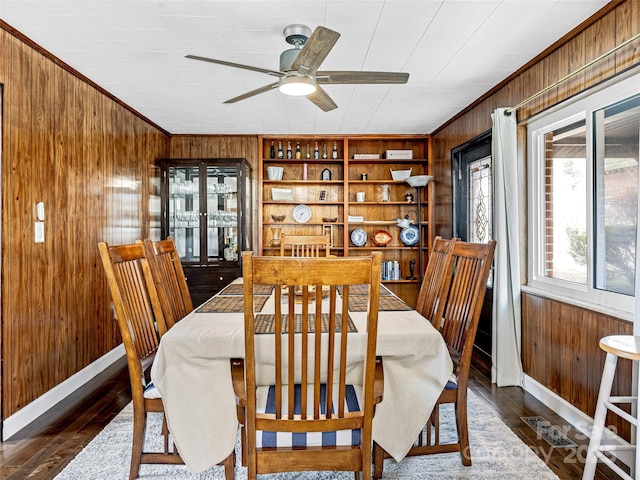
318 190 327 201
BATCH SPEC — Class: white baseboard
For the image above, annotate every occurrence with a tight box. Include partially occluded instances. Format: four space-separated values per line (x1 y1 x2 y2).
2 344 125 441
523 374 634 467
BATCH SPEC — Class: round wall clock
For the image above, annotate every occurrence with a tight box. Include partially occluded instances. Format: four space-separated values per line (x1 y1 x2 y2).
292 204 312 223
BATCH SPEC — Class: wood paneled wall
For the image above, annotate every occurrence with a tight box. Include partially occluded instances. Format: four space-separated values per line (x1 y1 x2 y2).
169 135 259 168
430 0 640 422
0 26 169 420
523 293 633 439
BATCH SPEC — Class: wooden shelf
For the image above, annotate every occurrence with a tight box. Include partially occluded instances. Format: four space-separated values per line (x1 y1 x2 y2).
264 158 344 164
263 201 344 206
264 180 344 185
349 158 428 164
258 134 433 307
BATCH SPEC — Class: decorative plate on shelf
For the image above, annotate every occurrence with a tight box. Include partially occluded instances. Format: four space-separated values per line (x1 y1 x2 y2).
371 230 393 246
399 226 420 246
292 204 312 223
351 228 367 247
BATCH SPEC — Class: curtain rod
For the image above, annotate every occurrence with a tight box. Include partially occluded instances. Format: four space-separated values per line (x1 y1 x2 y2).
504 31 640 116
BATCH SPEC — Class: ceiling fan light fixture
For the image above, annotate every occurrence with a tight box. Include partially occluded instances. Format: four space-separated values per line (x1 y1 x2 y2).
278 75 317 96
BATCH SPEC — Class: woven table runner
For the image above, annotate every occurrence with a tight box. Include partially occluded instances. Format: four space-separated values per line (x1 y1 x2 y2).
348 294 412 312
218 284 274 296
196 295 269 313
337 284 394 296
254 313 357 334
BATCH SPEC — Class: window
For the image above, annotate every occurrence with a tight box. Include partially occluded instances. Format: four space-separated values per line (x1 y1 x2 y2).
528 77 640 314
542 119 587 285
594 96 640 296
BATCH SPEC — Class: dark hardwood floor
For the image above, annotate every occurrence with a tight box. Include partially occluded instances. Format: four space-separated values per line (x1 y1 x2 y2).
0 356 623 479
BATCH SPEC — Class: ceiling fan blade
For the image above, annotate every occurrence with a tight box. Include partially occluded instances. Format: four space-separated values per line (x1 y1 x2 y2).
306 86 338 112
316 71 409 84
223 82 280 104
290 26 340 75
186 55 284 78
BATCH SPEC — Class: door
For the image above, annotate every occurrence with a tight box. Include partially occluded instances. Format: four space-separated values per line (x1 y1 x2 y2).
452 131 494 370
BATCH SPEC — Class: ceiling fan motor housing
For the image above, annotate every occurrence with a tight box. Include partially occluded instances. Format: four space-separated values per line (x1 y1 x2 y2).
280 48 301 72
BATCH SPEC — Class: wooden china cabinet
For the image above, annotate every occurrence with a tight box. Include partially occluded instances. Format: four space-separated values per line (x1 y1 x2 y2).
258 135 432 306
158 158 252 306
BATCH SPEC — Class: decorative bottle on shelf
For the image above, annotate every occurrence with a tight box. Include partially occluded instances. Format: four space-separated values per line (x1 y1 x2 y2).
286 141 292 159
224 236 237 262
332 141 338 159
314 142 319 159
322 143 328 159
295 142 301 159
277 141 283 159
306 143 311 159
380 184 390 202
270 141 275 159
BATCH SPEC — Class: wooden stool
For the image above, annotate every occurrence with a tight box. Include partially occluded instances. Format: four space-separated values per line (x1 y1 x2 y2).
582 335 640 480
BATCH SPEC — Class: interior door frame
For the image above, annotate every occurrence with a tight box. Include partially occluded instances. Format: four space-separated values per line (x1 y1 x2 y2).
0 83 4 439
451 129 493 371
452 130 492 239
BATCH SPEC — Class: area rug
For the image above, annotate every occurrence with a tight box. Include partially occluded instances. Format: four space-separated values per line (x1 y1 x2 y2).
54 390 560 479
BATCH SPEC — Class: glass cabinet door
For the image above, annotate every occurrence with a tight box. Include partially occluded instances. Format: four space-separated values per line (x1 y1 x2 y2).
164 161 245 265
167 165 200 263
206 165 238 263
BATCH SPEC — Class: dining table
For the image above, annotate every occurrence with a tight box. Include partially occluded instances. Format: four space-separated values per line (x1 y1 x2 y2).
151 278 453 474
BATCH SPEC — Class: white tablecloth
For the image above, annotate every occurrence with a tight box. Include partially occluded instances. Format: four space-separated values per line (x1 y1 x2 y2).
151 280 453 474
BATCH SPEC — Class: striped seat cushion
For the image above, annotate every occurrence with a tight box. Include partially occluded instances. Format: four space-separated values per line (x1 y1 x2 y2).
255 384 362 448
444 373 457 390
143 381 162 399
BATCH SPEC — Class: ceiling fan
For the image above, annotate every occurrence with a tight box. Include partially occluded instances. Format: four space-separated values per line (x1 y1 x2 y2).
186 24 409 112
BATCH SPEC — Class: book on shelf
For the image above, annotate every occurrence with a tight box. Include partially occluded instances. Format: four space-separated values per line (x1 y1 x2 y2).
348 215 364 223
384 150 413 159
353 153 380 160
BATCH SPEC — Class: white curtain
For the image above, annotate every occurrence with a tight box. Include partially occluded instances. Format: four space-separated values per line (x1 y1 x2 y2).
491 108 524 386
635 139 640 336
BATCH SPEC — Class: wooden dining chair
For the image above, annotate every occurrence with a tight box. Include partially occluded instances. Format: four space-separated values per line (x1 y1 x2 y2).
140 237 193 330
232 251 384 479
415 236 457 329
98 242 233 480
373 239 496 478
279 233 331 257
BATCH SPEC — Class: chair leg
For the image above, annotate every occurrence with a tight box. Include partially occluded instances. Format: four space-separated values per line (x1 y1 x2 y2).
222 451 235 480
161 415 170 453
372 442 384 480
129 409 146 480
582 352 618 480
456 396 471 466
240 425 247 467
433 403 440 445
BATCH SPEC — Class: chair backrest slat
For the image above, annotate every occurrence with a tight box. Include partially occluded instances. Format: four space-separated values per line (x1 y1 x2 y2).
98 242 168 393
141 237 193 330
440 240 496 378
416 236 457 329
242 251 382 430
280 234 331 257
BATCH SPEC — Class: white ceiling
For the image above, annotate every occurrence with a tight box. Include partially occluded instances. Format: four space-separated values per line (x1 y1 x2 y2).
0 0 609 135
